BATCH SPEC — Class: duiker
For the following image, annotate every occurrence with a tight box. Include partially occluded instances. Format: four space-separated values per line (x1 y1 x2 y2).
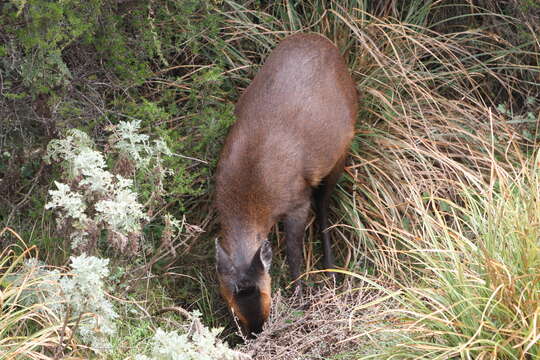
215 33 357 336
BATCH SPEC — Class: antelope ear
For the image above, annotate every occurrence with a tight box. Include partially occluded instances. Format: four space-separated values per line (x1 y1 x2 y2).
215 239 235 276
251 240 272 273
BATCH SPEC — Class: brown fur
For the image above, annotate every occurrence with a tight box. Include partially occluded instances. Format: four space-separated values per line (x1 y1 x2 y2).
215 33 358 336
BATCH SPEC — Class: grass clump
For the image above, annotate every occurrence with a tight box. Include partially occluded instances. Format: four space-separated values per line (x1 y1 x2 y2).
360 151 540 359
0 238 63 359
0 230 114 358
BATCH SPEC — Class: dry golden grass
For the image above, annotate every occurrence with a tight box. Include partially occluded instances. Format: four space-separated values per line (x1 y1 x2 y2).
0 229 68 360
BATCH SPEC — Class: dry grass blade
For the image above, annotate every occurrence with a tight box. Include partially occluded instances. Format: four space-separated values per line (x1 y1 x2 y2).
0 228 86 359
238 279 397 359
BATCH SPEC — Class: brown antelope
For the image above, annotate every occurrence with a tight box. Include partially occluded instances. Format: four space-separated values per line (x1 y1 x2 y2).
215 33 358 336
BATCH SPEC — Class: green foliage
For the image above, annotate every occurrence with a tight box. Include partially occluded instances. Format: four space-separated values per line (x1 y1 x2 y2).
1 0 235 225
1 0 104 94
0 0 227 98
92 15 151 85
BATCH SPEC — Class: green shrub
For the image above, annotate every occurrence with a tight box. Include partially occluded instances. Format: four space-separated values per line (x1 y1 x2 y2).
1 0 104 95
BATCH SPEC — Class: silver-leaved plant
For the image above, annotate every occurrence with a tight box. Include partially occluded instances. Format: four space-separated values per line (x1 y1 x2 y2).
44 122 172 254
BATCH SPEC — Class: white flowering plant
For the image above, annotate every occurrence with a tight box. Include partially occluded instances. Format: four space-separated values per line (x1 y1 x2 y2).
4 250 117 355
59 254 118 351
134 312 250 360
44 122 174 254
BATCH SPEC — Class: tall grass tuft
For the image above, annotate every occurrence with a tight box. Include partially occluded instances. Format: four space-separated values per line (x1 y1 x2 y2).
333 5 535 276
359 150 540 359
0 229 66 359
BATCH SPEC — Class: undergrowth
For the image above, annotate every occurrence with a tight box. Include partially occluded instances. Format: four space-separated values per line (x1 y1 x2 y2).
0 228 247 359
